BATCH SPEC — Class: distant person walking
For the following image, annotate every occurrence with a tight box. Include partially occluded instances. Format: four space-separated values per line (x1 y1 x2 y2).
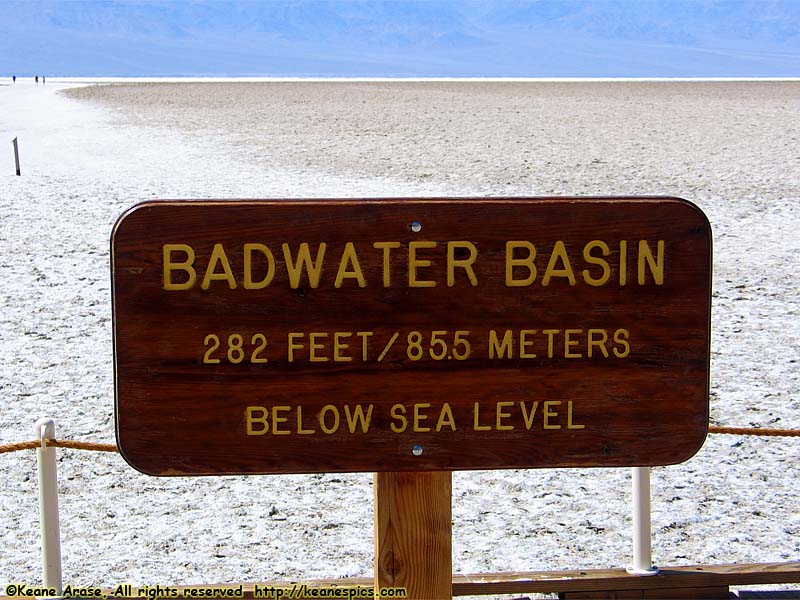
35 75 38 84
42 76 45 85
12 76 15 84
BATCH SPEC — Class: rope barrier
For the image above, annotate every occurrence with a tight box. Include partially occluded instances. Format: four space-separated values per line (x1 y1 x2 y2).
708 426 800 437
0 427 797 455
0 439 118 454
48 439 119 452
0 440 41 453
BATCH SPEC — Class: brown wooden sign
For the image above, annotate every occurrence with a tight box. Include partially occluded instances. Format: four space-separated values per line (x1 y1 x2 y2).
112 197 711 475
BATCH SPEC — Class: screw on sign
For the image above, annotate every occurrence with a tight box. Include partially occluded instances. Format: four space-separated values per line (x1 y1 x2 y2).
111 197 711 476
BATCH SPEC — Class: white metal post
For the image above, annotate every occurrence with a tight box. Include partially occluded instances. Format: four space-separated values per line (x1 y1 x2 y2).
34 417 63 594
627 466 659 575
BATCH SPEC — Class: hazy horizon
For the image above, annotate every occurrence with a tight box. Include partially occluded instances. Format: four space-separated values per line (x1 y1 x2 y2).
2 0 799 78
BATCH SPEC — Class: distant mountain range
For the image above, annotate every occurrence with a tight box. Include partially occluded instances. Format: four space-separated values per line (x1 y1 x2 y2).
2 0 798 77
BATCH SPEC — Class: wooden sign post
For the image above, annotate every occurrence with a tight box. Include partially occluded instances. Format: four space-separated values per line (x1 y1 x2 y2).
112 197 711 598
375 471 452 599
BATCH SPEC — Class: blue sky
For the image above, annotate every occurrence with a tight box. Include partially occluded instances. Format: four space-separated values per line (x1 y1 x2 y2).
2 1 799 77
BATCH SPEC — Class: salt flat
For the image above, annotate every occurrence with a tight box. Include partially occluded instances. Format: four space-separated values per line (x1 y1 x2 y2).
1 79 798 593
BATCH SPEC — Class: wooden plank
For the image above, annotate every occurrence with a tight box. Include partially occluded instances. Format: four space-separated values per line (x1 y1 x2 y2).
452 562 800 595
560 586 731 599
374 471 452 599
112 197 712 476
5 562 793 599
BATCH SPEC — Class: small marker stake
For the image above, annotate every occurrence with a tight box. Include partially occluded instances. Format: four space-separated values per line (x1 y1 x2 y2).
12 137 21 176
